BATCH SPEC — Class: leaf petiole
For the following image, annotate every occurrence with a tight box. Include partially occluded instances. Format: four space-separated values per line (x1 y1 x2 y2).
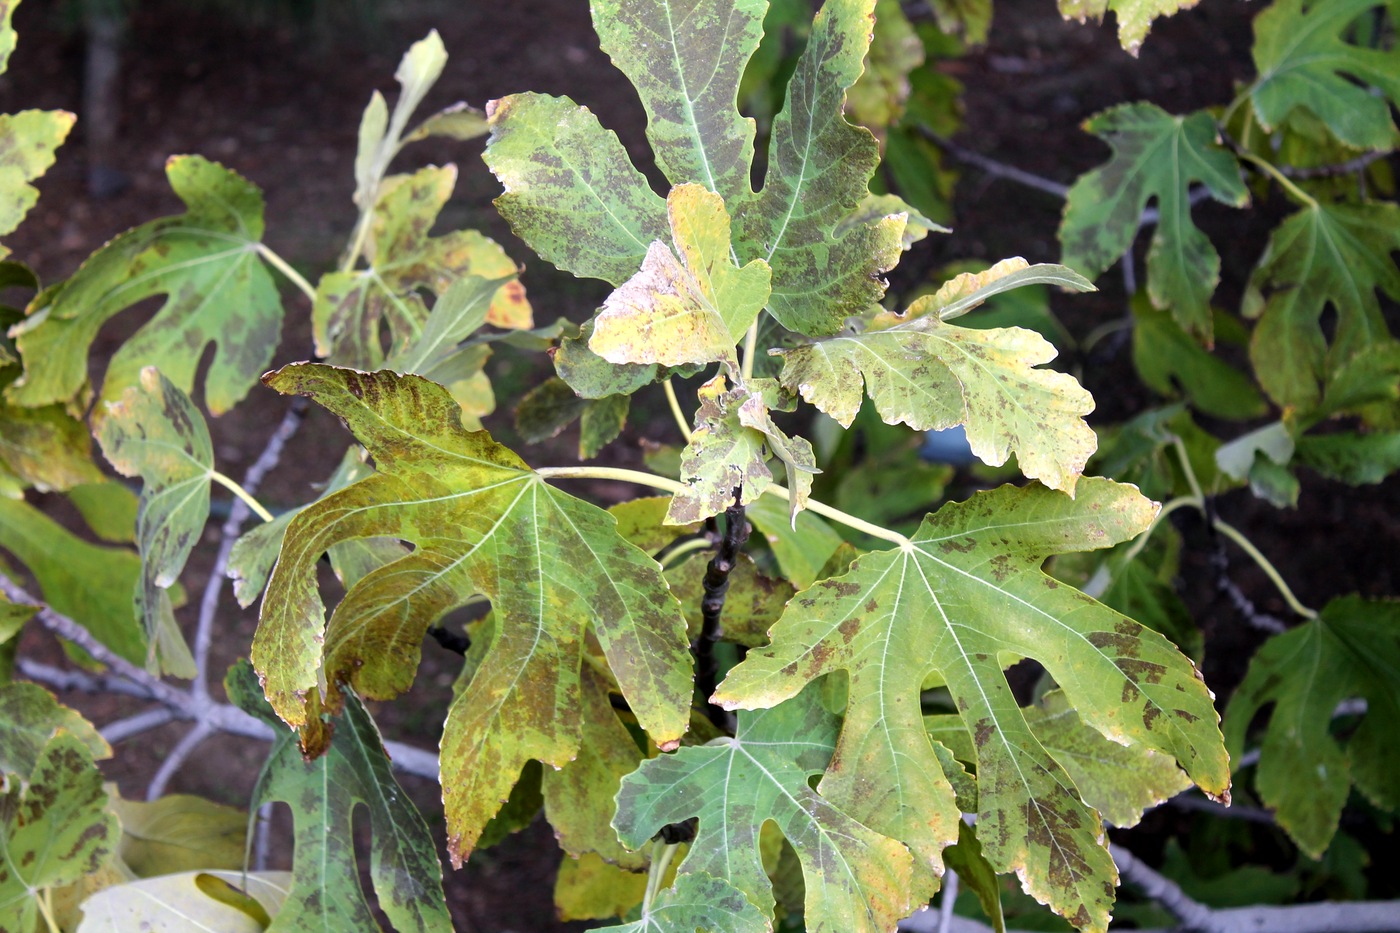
658 536 712 568
643 839 679 914
254 243 317 305
36 888 60 933
534 466 911 547
1237 150 1318 209
739 319 760 383
208 470 275 523
1213 519 1318 619
663 379 693 442
1115 436 1317 619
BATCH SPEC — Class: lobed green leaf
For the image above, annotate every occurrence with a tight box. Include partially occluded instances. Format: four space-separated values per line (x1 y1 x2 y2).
96 368 212 677
228 662 452 932
1224 596 1400 858
8 156 281 414
253 365 691 863
718 479 1228 932
1059 104 1246 344
1250 0 1400 151
615 684 917 932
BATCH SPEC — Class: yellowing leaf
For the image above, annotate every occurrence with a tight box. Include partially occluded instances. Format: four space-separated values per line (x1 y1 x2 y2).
1250 0 1400 151
110 793 246 878
0 109 75 258
228 661 452 932
73 870 291 933
542 667 647 869
1059 104 1247 343
0 397 102 493
314 165 529 368
778 263 1097 494
614 684 916 932
555 853 647 922
0 681 109 777
1224 596 1400 858
7 156 282 414
846 0 924 140
1058 0 1199 55
717 480 1228 933
96 368 213 677
590 184 770 369
252 365 691 864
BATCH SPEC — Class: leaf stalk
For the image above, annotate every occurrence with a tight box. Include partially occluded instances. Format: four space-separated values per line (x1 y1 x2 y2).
254 243 318 304
533 467 911 547
208 470 275 523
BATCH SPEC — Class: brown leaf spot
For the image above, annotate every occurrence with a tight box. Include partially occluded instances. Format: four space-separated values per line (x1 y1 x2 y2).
938 536 977 554
1115 658 1167 684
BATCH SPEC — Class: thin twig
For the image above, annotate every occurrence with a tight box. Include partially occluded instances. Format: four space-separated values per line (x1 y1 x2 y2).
5 572 441 782
1111 843 1216 931
919 127 1070 198
936 869 960 933
1280 150 1389 179
100 707 178 744
194 397 308 703
146 721 216 800
921 126 1214 224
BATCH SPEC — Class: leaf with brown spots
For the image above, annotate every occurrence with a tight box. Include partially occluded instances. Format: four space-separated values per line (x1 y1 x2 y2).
252 364 691 864
614 683 917 933
777 261 1098 494
486 0 912 339
7 156 283 414
666 375 817 525
716 479 1228 933
0 731 118 933
96 367 213 678
227 660 452 933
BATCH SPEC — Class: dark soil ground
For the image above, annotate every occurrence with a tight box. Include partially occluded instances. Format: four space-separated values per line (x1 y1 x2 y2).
3 0 1398 929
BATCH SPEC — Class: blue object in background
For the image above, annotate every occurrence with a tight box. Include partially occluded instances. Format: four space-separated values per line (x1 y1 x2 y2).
921 425 976 466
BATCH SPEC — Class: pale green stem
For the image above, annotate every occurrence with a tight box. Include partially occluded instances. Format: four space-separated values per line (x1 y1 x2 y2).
765 486 911 547
341 206 376 274
255 244 317 305
209 470 275 523
1120 495 1199 567
663 379 693 442
1170 436 1207 504
1212 518 1318 619
536 466 687 495
643 840 679 914
1238 150 1319 209
740 319 760 383
1081 316 1132 355
659 536 712 568
1167 436 1315 618
534 466 911 547
1218 83 1257 136
36 889 60 933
